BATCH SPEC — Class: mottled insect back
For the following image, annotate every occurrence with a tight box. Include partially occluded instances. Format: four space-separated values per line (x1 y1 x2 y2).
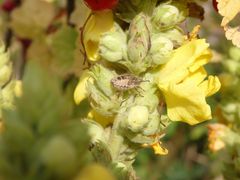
111 74 147 91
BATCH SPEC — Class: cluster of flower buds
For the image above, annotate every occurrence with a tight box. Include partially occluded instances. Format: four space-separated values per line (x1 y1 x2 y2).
75 0 221 176
99 2 186 75
0 42 21 119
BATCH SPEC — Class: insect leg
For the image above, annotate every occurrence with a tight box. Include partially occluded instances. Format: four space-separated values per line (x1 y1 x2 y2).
135 87 144 97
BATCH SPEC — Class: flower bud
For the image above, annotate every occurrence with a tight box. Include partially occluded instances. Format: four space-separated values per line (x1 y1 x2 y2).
127 13 151 63
99 23 127 62
151 3 187 31
124 105 149 133
145 34 173 66
0 65 12 87
142 109 161 136
87 65 120 116
0 43 12 86
158 28 185 48
41 136 77 177
0 42 17 118
82 119 107 143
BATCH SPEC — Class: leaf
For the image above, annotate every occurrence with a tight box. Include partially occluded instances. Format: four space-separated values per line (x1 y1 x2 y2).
216 0 240 47
50 25 79 76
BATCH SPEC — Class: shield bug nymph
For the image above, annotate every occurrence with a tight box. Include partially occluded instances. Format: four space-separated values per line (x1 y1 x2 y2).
111 74 147 92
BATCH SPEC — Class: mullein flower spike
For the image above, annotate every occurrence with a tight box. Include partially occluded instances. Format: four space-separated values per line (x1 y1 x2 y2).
74 1 221 174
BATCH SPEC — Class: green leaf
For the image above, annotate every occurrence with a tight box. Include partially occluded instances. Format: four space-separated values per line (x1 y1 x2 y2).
50 25 78 75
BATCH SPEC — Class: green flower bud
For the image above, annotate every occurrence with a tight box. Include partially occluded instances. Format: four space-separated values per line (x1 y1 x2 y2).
0 43 10 67
87 65 120 116
0 42 12 86
0 42 16 118
99 23 128 62
151 3 188 31
83 119 107 144
41 136 77 177
142 109 161 136
90 64 116 97
0 82 16 109
158 28 185 48
0 65 12 86
123 105 149 133
128 13 151 63
145 34 173 66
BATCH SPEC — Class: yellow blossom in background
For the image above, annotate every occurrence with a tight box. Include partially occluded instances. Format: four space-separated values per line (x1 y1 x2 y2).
74 164 115 180
208 123 227 152
14 80 23 97
83 10 114 61
155 39 221 125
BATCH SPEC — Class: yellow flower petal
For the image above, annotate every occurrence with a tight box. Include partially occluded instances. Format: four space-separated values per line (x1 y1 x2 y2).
88 110 114 127
161 71 212 125
151 142 168 155
199 75 221 97
156 39 221 125
74 71 92 105
83 10 114 61
156 39 211 85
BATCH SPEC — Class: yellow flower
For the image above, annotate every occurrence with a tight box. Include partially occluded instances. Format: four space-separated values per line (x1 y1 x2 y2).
74 70 92 105
208 123 226 152
74 72 114 127
83 10 114 61
87 110 114 127
155 39 221 125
